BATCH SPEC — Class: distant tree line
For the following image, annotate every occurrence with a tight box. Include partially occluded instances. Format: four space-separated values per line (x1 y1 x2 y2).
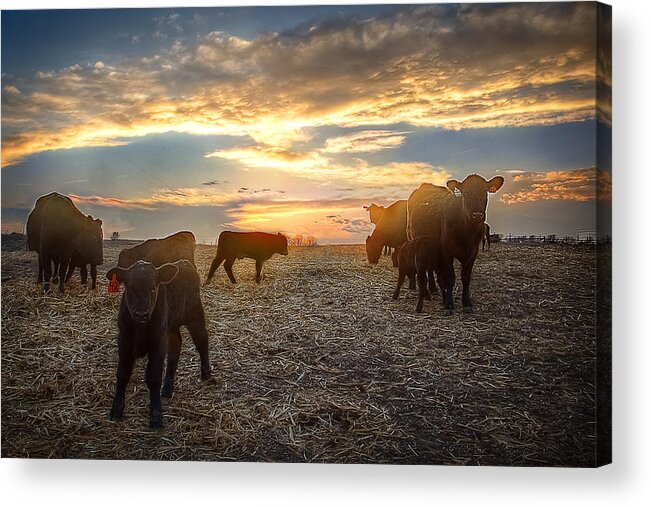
287 233 318 247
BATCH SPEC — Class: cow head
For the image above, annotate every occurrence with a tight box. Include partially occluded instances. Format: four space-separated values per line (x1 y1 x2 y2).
76 216 104 265
276 233 289 255
106 261 179 324
365 235 383 264
363 204 385 225
446 175 504 225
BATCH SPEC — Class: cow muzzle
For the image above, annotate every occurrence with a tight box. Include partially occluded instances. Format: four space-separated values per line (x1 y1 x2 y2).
132 310 150 324
471 211 485 223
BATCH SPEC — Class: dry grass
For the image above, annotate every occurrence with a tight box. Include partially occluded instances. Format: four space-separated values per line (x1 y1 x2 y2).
1 237 602 465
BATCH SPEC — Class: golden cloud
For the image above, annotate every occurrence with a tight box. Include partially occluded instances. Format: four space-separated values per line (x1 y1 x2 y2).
2 3 607 166
322 130 410 153
208 143 450 188
500 168 612 204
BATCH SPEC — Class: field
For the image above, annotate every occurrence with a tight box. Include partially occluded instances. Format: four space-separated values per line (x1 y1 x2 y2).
1 237 603 465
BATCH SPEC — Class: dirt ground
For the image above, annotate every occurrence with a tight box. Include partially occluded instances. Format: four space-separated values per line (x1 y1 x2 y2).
1 237 603 465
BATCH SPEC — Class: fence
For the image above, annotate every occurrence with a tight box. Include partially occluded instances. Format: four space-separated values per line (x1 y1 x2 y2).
501 233 611 245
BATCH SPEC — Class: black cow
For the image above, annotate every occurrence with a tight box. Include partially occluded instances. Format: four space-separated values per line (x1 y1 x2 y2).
365 200 407 266
26 192 103 293
392 236 438 313
118 231 196 268
106 260 212 428
408 175 504 315
205 231 288 285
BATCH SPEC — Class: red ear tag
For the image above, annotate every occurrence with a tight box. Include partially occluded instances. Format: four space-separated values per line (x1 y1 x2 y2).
108 273 120 293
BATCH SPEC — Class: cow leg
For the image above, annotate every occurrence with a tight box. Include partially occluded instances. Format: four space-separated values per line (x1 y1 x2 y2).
223 258 237 284
90 264 97 289
428 267 438 295
79 264 88 285
255 259 263 283
415 266 430 313
57 257 70 293
408 274 416 290
162 330 182 399
393 270 406 300
42 252 53 293
391 250 399 267
205 253 225 285
37 256 43 283
187 308 212 381
441 260 456 316
64 262 75 283
146 351 165 429
461 258 476 312
482 237 486 252
109 343 135 421
52 260 60 283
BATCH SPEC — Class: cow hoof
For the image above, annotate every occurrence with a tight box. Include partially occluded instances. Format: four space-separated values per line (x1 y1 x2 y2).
415 306 423 313
201 372 214 382
109 409 123 421
150 412 163 429
463 305 475 314
443 309 454 316
161 384 173 399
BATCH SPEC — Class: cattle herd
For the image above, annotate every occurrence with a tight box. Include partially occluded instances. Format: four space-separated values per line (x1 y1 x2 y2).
23 174 503 428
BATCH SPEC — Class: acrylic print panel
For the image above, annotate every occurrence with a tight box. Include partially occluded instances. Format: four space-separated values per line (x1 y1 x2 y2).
0 2 611 466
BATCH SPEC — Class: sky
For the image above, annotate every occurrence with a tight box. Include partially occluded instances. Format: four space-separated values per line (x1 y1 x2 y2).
1 3 612 243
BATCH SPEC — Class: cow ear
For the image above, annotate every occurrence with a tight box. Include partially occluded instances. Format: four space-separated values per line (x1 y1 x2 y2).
486 176 505 193
157 263 179 285
106 266 128 283
447 180 461 192
96 218 102 226
363 205 369 210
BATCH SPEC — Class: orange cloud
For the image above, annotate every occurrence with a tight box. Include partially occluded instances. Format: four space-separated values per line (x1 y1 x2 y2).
1 3 606 166
500 168 611 204
208 142 450 188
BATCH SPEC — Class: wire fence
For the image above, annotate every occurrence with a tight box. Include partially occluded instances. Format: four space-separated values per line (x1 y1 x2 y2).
498 232 611 245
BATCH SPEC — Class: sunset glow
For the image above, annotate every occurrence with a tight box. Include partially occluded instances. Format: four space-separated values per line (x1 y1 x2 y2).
1 3 612 241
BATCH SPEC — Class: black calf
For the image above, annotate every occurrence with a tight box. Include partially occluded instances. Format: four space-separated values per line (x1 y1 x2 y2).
106 260 212 428
392 236 438 313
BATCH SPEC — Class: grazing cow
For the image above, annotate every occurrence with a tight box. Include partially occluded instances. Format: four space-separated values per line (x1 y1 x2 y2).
365 200 407 266
26 192 103 293
392 236 438 313
205 231 288 285
482 223 491 252
117 231 196 268
407 174 504 315
363 203 385 225
106 260 212 429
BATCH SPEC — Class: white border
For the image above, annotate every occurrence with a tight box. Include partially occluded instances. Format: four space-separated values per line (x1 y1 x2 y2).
1 0 649 505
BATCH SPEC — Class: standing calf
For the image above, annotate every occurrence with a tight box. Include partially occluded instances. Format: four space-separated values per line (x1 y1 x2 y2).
392 236 437 313
106 260 212 428
205 231 288 285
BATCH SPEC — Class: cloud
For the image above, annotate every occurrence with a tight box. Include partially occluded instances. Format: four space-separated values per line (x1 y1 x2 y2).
500 167 611 204
322 130 410 153
68 184 290 211
326 214 373 235
208 142 451 188
2 3 605 166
